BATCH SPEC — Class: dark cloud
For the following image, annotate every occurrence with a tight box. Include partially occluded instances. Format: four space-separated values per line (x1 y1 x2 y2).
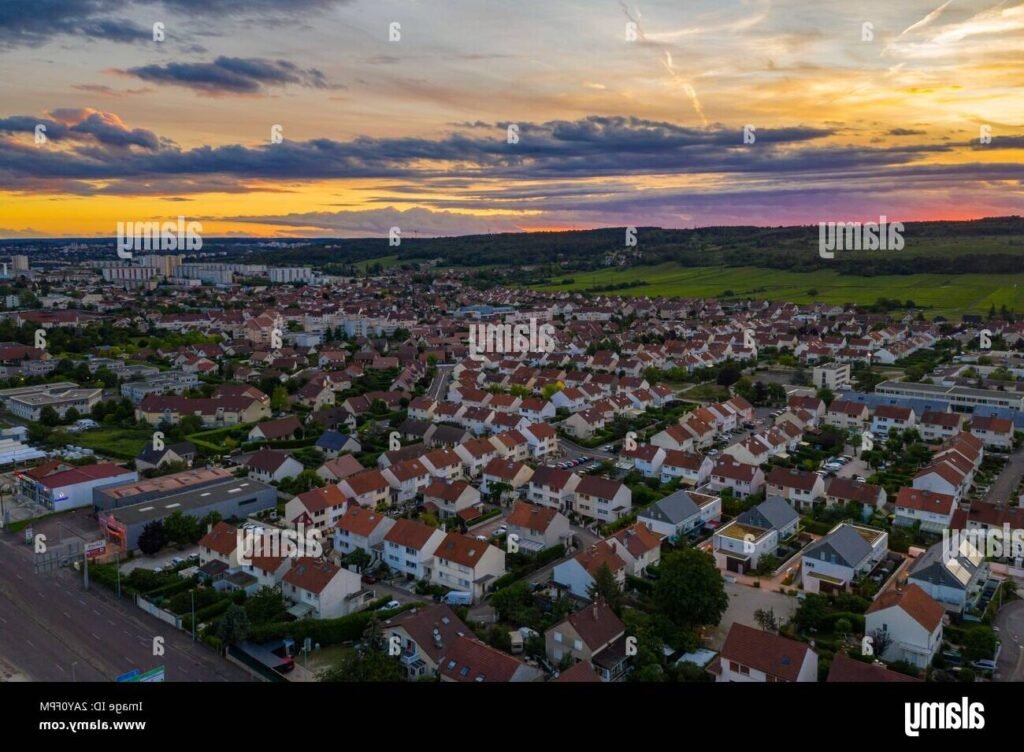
0 0 351 48
122 56 337 94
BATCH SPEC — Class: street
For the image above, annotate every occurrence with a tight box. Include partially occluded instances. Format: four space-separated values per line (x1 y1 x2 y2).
994 599 1024 682
0 510 254 683
984 446 1024 506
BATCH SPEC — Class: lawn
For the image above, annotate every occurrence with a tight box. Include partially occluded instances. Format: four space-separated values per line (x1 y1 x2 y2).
532 263 1024 318
72 426 155 459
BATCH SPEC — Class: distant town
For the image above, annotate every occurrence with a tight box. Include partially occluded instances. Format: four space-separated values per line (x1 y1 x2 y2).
0 247 1020 685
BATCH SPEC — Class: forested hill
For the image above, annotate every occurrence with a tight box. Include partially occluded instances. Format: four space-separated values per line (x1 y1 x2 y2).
238 216 1024 276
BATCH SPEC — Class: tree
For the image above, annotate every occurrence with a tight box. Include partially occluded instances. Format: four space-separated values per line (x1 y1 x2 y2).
866 627 892 658
587 563 624 614
962 626 998 661
653 549 728 633
163 510 200 546
834 618 852 638
136 520 167 555
815 387 835 406
38 405 60 426
716 366 742 387
244 587 289 625
216 604 250 646
271 385 289 412
319 619 405 682
754 608 779 632
794 593 830 632
345 548 372 572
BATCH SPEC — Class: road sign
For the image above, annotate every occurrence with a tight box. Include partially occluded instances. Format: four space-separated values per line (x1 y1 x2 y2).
84 540 106 559
133 666 165 683
24 527 33 545
115 669 140 682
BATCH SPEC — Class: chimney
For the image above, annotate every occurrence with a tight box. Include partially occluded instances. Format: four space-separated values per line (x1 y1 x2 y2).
592 603 599 620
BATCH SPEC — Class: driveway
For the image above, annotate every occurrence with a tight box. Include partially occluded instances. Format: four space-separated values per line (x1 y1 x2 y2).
705 582 799 650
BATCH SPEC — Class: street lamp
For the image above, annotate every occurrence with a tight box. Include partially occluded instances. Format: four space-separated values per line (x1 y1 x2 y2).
0 483 9 529
71 661 78 682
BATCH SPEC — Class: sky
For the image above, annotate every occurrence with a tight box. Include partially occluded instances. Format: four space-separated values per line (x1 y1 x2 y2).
0 0 1022 238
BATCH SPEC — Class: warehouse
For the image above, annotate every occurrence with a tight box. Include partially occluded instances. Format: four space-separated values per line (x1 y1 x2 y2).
97 475 277 552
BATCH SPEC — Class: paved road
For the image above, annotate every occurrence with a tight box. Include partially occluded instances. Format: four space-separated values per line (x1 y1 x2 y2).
558 437 614 461
985 447 1024 505
994 599 1024 681
0 510 254 683
427 364 454 401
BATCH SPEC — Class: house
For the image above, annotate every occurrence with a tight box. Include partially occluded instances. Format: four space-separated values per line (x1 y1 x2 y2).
244 449 303 484
487 430 531 462
285 484 349 533
871 404 916 436
134 441 196 473
610 523 664 575
765 467 826 510
552 540 626 599
431 532 506 601
912 462 968 503
382 518 446 580
382 458 433 505
824 400 870 431
826 652 921 682
423 479 481 521
865 584 945 669
894 488 956 534
710 623 817 682
314 430 361 458
438 636 543 682
479 457 534 499
522 422 558 459
918 411 965 443
242 552 291 589
281 557 370 619
545 600 629 682
333 506 395 563
712 496 799 574
420 448 465 480
198 521 240 568
907 539 988 613
638 488 721 542
707 457 765 499
504 501 571 552
723 436 772 467
562 408 606 440
970 414 1014 450
316 454 364 483
340 469 391 508
527 466 580 512
572 476 632 523
824 477 887 510
454 438 499 477
621 443 666 478
659 449 714 487
383 604 473 680
650 423 694 452
800 523 888 594
248 416 303 442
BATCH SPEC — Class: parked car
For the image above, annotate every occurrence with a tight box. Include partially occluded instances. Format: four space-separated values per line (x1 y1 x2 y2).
384 600 401 610
972 659 997 672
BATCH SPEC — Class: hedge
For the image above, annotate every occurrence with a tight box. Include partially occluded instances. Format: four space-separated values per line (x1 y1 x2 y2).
245 602 417 646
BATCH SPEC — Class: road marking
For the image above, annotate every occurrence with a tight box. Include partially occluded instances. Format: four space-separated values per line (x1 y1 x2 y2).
91 633 101 641
92 609 100 616
0 616 5 624
78 599 86 607
63 611 71 619
26 639 35 649
55 663 65 673
37 592 44 599
15 573 22 580
108 619 116 626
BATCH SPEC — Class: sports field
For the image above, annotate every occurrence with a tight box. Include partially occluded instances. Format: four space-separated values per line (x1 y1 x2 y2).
532 263 1024 318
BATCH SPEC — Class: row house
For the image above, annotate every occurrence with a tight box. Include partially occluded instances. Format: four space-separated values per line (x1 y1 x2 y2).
765 467 826 510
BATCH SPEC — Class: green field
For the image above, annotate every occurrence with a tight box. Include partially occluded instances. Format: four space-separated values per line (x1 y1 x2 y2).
533 263 1024 318
72 427 154 459
356 255 402 271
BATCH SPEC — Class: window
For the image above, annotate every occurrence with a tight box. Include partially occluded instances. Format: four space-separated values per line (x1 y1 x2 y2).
554 632 563 643
573 639 583 651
